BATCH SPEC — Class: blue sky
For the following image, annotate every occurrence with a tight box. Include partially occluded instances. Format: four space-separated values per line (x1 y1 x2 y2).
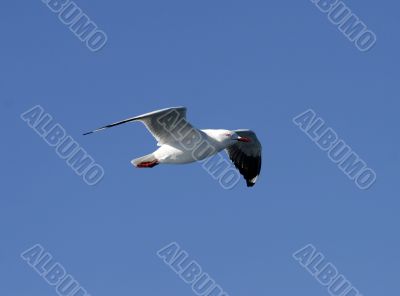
1 0 399 295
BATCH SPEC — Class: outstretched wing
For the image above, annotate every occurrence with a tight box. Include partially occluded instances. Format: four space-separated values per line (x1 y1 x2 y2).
226 130 262 187
83 107 200 145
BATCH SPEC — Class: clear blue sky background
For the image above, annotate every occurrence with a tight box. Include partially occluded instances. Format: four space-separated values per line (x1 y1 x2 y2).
1 1 399 295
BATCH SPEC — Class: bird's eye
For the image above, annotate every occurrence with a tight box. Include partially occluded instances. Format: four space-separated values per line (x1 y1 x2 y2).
224 133 232 137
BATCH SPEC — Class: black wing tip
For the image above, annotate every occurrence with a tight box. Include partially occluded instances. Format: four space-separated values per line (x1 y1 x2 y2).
245 174 260 187
82 127 107 136
246 180 256 187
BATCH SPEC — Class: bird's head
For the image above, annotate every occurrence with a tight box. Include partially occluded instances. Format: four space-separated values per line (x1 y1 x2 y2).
215 130 252 145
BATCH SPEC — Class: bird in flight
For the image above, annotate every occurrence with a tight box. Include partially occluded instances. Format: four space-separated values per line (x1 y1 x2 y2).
83 107 262 187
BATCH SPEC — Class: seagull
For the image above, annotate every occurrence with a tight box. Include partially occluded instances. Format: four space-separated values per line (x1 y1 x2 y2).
83 107 262 187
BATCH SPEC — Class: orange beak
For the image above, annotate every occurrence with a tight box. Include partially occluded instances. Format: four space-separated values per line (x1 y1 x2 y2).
238 136 251 143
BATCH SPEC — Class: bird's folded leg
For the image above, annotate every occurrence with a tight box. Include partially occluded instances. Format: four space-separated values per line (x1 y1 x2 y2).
135 160 159 168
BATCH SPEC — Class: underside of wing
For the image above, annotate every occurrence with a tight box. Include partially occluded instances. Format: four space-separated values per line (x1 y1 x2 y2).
133 107 196 145
83 106 201 146
226 130 262 187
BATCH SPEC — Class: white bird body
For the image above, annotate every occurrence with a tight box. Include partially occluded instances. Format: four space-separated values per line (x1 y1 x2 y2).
84 107 262 187
153 144 199 164
153 129 234 164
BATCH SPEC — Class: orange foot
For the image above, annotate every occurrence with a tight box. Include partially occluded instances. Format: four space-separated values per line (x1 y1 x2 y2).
136 160 159 168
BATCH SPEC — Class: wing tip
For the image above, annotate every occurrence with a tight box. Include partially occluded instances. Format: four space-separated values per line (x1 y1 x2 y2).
82 127 107 136
246 175 259 187
246 181 255 187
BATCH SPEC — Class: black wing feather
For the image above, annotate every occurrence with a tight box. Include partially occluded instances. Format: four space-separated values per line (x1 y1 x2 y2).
226 130 262 187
